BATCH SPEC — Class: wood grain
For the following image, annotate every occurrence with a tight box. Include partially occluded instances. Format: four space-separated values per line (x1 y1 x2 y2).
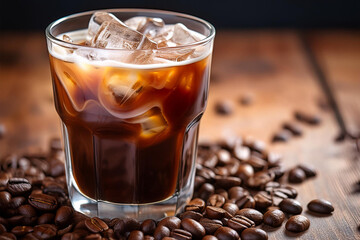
0 31 359 239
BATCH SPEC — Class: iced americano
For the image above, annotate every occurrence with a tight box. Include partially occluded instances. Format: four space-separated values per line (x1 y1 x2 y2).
48 11 213 209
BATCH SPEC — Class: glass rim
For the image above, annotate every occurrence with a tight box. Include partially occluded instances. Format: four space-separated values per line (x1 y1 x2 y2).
45 8 216 51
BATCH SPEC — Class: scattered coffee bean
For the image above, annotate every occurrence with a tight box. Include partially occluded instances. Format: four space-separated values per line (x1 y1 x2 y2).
294 111 321 125
253 191 272 210
297 164 317 178
153 225 170 240
179 211 203 222
207 194 226 208
199 218 222 235
170 228 192 240
205 206 227 219
0 191 11 208
0 124 6 139
202 235 218 240
227 216 254 232
85 217 108 233
279 198 302 215
263 209 285 227
236 208 263 225
198 183 215 201
214 226 239 240
11 226 33 237
185 198 206 212
0 232 16 240
158 217 181 231
235 195 255 209
55 206 74 227
239 94 253 106
241 228 268 240
282 122 303 136
140 219 156 235
28 193 58 211
18 205 37 218
33 224 57 240
288 168 306 183
285 215 310 232
222 203 238 217
181 218 205 239
128 230 144 240
272 129 292 142
6 178 31 196
307 199 334 214
215 100 234 115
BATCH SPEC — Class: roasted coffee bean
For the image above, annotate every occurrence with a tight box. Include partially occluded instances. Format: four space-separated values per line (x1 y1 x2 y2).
6 178 31 196
114 220 126 237
228 186 248 200
236 164 254 182
266 153 282 167
215 189 228 200
128 230 144 240
288 168 306 183
123 217 141 232
222 203 239 217
0 232 16 240
55 206 74 227
236 195 255 209
207 194 226 207
202 235 218 240
0 224 6 234
241 228 268 240
227 216 254 232
246 171 275 190
0 191 11 208
185 198 206 212
215 100 233 115
283 122 303 136
33 224 57 240
8 196 26 209
205 206 228 219
253 191 272 210
11 226 33 237
85 217 108 233
7 215 24 226
202 154 218 169
180 211 203 222
214 176 241 190
153 225 170 240
38 213 55 225
233 146 251 161
28 193 58 211
272 129 292 142
47 159 65 178
18 205 37 218
216 149 232 165
214 167 230 177
279 198 302 215
199 218 222 235
140 219 156 235
236 208 263 225
285 215 310 232
307 199 334 214
294 111 321 125
197 168 216 182
198 183 215 200
57 224 73 236
170 228 192 240
214 226 239 240
247 156 267 171
297 164 317 178
108 218 120 228
195 176 206 190
158 217 181 231
263 209 285 227
181 218 206 239
43 181 67 198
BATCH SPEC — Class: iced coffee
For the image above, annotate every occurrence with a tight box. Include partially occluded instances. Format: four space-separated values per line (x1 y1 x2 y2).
46 10 215 219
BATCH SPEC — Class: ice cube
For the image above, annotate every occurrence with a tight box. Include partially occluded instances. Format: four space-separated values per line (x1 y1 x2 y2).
125 17 165 38
87 12 119 42
156 48 195 62
171 23 202 45
126 107 168 138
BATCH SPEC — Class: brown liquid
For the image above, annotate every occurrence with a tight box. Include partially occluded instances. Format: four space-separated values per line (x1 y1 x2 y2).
49 54 210 204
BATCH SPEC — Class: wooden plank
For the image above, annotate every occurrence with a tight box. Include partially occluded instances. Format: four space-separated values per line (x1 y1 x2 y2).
306 31 360 137
0 31 359 239
199 30 360 239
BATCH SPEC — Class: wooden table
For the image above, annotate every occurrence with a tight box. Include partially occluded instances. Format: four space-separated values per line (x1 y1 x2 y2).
0 30 359 239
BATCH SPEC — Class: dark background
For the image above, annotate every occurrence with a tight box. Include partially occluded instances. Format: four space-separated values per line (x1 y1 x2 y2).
2 0 360 31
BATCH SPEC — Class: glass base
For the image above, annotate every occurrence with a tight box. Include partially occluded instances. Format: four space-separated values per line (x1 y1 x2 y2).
68 183 193 220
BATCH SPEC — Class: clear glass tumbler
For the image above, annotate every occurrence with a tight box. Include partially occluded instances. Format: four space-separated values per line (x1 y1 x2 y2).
46 9 215 220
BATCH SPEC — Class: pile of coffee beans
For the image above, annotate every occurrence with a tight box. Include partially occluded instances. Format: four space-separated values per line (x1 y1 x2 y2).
0 137 334 240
